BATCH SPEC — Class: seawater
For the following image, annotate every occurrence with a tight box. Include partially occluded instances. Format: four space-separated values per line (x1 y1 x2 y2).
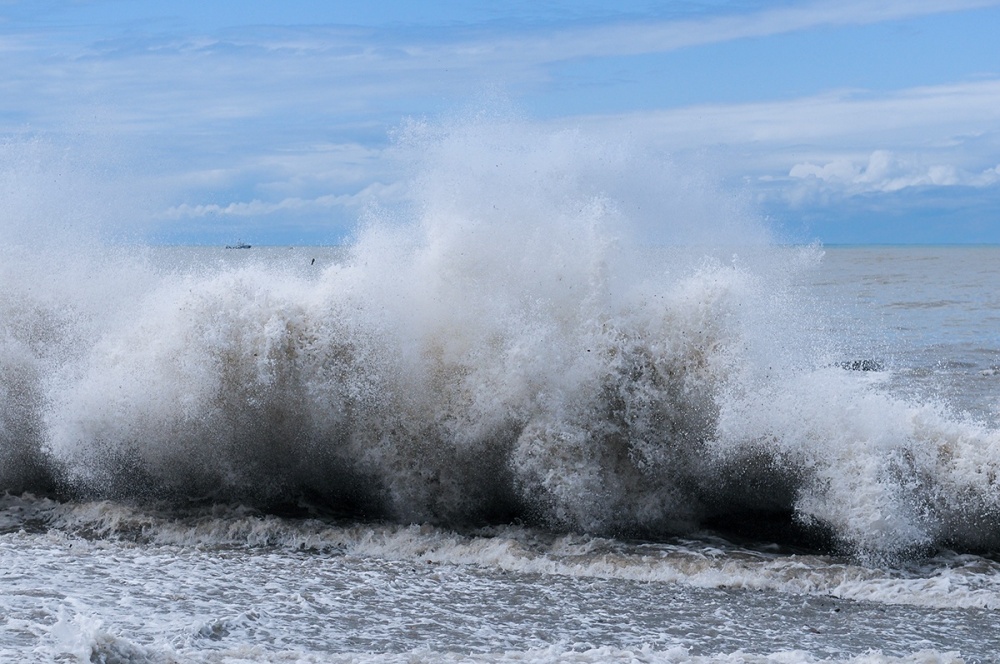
812 247 1000 425
2 244 998 663
4 122 1000 662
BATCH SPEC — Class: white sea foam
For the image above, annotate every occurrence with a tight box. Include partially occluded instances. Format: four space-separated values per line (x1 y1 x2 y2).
16 547 971 663
33 600 969 664
314 649 966 664
6 494 999 613
42 641 969 664
3 117 1000 562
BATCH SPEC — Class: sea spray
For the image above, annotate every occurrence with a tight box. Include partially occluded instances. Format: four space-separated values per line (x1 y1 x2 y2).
4 117 1000 559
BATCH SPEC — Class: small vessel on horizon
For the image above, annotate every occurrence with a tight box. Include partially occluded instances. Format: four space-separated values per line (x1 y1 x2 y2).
226 240 252 249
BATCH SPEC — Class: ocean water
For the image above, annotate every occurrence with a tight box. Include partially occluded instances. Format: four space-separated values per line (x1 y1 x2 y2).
3 124 1000 662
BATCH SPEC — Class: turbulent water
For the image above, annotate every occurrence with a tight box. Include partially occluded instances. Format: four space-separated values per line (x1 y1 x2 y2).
3 122 1000 662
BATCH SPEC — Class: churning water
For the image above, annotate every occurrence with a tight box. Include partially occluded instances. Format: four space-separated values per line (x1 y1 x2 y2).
2 120 999 662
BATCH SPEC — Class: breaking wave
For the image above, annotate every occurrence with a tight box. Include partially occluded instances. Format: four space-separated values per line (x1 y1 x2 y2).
3 117 1000 561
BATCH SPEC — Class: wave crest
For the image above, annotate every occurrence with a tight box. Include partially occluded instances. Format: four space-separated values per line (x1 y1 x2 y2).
3 119 1000 560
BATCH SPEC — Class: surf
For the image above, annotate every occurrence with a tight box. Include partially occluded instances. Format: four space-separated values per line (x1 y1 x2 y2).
2 115 999 562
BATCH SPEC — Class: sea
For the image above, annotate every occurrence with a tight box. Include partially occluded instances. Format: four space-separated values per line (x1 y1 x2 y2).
4 128 1000 662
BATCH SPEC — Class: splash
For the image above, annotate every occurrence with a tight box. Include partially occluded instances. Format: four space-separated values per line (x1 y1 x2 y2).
3 117 1000 561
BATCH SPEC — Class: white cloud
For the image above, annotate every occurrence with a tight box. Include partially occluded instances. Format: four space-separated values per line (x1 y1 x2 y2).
6 0 1000 139
3 0 998 241
479 0 1000 62
160 182 400 220
568 77 1000 190
974 164 1000 186
587 79 1000 149
789 158 860 183
788 150 975 193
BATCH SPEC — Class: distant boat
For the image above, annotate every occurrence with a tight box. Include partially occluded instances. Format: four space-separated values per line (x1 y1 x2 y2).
226 241 252 249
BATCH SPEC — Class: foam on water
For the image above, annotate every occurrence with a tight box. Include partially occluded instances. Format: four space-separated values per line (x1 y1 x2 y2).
35 604 971 664
3 117 1000 562
6 494 1000 613
3 495 986 662
37 631 970 664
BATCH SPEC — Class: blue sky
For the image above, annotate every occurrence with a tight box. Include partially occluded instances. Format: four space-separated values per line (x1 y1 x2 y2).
1 1 999 245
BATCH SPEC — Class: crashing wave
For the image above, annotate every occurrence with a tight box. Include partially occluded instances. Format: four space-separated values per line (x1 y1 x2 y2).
2 118 1000 561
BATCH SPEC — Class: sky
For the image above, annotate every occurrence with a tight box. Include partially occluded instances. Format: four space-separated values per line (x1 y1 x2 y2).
1 0 999 245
